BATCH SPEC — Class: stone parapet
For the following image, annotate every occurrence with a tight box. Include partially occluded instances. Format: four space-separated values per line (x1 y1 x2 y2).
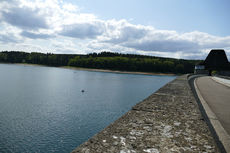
72 75 220 153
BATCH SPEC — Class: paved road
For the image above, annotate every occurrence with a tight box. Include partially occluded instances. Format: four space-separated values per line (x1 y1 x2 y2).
213 77 230 87
196 76 230 135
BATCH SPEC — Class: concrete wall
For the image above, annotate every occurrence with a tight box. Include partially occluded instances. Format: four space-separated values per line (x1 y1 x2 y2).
72 75 220 153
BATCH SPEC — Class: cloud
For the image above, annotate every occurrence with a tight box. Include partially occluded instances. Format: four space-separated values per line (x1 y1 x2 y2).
123 39 199 52
0 33 20 43
59 22 105 39
98 20 200 52
102 20 149 43
1 7 48 30
96 20 230 54
21 31 53 39
0 0 229 59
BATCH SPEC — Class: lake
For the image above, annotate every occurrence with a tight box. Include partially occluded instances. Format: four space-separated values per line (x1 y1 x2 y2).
0 64 176 153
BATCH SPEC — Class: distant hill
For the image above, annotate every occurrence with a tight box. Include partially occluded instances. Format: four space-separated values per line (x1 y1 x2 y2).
0 51 201 74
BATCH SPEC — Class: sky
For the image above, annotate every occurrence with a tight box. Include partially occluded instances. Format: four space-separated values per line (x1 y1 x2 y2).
0 0 230 59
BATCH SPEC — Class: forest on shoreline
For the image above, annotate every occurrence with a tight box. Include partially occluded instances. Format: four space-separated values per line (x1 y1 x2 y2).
0 51 201 74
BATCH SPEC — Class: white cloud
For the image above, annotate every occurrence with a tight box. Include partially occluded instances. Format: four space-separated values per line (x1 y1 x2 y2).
98 20 230 54
0 1 49 30
0 33 20 43
0 23 22 43
20 31 53 39
2 7 48 30
62 3 78 12
59 21 105 39
0 0 229 59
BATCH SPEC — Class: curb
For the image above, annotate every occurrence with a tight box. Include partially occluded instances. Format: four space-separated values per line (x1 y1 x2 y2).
194 78 230 152
212 77 230 88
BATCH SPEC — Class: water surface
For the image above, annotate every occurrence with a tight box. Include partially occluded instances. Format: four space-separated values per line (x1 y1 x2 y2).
0 64 176 153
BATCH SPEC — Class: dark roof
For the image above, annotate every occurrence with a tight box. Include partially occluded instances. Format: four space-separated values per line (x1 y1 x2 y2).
204 49 230 70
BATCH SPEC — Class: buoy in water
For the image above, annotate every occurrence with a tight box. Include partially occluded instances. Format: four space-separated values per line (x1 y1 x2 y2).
81 90 85 93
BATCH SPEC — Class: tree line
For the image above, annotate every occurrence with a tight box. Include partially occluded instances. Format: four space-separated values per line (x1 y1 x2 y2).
0 51 201 74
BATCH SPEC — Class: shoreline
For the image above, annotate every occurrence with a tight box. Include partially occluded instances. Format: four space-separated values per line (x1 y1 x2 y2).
62 66 177 76
6 63 177 76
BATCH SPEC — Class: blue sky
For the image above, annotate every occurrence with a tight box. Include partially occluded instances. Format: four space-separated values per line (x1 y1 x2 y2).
0 0 230 59
71 0 230 36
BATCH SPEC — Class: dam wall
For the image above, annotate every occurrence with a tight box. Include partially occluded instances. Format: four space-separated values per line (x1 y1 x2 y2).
72 75 220 153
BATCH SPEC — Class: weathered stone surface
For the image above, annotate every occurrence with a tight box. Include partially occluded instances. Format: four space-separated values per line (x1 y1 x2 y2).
72 75 220 153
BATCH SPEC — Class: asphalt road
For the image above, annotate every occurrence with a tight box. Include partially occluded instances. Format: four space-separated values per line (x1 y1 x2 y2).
196 76 230 135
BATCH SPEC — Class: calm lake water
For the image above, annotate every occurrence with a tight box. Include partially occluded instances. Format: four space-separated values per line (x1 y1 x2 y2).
0 64 176 153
